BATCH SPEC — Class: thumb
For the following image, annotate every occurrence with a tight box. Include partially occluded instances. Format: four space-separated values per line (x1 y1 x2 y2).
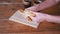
29 16 39 23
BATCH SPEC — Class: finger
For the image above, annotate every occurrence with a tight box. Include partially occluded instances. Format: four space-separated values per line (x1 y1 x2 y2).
30 11 38 15
25 9 36 14
29 16 39 23
29 16 38 23
29 16 37 23
31 13 36 17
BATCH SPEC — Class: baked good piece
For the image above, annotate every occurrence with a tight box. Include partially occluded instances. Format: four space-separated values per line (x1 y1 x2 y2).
24 10 36 17
26 16 32 22
19 9 24 14
18 9 36 22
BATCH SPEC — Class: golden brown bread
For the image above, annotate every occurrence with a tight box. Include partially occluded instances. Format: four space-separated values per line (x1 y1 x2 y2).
26 16 32 22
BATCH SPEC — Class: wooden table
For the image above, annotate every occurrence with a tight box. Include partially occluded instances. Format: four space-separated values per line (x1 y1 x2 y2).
0 0 60 34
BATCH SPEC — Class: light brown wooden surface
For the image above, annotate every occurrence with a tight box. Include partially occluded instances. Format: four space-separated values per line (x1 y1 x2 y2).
0 0 60 34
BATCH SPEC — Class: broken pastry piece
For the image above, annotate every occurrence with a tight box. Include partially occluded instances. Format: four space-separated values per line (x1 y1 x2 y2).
26 16 32 22
24 11 31 16
18 9 24 15
24 10 36 17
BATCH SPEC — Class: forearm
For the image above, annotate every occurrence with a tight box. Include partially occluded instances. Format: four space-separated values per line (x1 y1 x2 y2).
37 0 59 11
46 15 60 23
26 0 59 12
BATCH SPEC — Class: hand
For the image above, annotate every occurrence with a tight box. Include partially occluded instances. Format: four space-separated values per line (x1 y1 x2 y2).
25 6 38 12
29 11 49 23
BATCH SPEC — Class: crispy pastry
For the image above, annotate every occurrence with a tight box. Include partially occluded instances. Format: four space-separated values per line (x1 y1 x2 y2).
26 16 32 22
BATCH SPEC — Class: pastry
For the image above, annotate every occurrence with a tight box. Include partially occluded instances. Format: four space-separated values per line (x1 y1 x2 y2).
26 16 32 22
19 9 24 14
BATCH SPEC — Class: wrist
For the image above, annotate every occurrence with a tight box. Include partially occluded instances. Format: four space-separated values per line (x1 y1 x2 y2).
45 14 53 22
46 15 60 23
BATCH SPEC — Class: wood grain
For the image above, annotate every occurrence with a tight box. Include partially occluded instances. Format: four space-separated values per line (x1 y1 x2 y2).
0 0 60 34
